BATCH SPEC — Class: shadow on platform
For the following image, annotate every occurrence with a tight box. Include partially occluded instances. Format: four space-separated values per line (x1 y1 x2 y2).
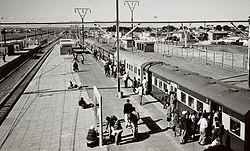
143 100 159 105
140 117 168 134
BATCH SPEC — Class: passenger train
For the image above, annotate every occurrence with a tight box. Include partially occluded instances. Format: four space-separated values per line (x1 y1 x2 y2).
119 50 250 151
88 40 250 151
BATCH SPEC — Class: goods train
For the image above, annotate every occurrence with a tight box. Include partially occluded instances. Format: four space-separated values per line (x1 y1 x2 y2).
88 40 250 151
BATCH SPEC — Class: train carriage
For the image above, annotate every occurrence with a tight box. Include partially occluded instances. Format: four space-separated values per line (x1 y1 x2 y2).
89 40 250 151
119 51 162 87
147 63 250 151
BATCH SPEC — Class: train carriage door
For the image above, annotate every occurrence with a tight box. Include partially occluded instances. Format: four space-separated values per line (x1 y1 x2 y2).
211 101 222 122
147 71 152 94
170 82 178 93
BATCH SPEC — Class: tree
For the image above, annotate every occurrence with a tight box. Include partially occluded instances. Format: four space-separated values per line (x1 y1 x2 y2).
222 25 231 31
215 25 222 31
179 26 187 30
161 25 176 32
198 33 208 41
237 25 246 31
145 27 152 32
198 26 204 30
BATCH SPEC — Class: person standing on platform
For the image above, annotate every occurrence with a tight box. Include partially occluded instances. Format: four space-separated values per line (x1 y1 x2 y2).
130 107 140 139
138 84 143 105
132 77 137 93
73 61 79 71
113 65 117 78
172 109 180 137
123 99 133 128
81 54 84 64
165 102 172 128
163 89 170 109
3 53 6 62
123 72 129 88
142 77 147 94
197 113 208 145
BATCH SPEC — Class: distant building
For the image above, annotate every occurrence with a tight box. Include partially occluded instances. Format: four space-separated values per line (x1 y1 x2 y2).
172 31 183 41
135 40 155 52
208 30 228 40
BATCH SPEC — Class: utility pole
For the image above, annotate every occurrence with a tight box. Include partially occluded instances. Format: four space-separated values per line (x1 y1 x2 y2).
248 16 250 88
116 0 121 97
0 17 5 62
124 0 139 52
154 16 158 52
181 23 188 48
74 8 91 50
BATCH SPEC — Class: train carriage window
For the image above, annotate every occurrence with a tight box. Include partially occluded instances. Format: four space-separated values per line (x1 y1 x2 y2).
154 78 158 87
127 63 129 69
181 92 186 103
134 66 137 74
138 69 140 76
188 96 194 109
159 81 162 89
163 83 167 91
230 118 241 137
197 100 203 112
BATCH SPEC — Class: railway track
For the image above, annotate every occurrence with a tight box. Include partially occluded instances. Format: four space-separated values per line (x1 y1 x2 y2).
0 38 60 126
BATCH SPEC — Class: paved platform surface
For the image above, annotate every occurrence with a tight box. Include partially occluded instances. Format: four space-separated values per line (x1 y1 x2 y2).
0 44 209 151
0 55 20 67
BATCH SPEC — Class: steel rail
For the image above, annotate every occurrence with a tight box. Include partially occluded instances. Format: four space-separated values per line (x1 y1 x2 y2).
0 38 60 126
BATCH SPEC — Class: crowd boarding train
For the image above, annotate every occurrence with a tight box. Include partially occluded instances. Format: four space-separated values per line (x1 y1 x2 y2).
87 40 250 151
118 50 250 151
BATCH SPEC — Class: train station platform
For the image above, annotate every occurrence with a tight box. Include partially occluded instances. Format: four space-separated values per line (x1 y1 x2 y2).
0 44 208 151
0 55 20 67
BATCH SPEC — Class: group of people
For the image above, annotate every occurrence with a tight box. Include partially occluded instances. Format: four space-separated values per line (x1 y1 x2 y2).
100 99 140 146
104 61 117 78
123 99 140 139
161 88 228 148
131 77 147 105
165 105 227 147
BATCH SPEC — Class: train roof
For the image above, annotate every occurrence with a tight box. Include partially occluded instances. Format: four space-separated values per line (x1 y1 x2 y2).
120 50 159 66
149 64 250 116
95 43 116 54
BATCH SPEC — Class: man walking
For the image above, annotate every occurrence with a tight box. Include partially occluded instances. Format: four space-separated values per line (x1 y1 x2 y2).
123 99 133 128
130 107 140 139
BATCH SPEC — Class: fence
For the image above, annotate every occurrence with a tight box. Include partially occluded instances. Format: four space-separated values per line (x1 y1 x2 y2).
154 41 248 72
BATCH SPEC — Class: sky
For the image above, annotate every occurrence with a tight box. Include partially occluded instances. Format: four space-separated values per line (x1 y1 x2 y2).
0 0 249 25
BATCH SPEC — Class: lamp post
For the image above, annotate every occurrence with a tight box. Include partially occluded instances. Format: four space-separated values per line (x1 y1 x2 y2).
74 8 91 50
124 0 139 52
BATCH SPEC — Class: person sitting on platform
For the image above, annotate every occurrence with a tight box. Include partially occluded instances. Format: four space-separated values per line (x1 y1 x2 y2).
86 125 98 148
68 81 74 89
78 97 93 109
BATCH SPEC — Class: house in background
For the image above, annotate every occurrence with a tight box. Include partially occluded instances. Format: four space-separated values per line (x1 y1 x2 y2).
208 30 228 41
